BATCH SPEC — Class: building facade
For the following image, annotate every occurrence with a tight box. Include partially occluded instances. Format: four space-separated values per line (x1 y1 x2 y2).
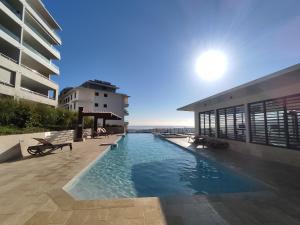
0 0 61 106
178 64 300 167
59 80 129 127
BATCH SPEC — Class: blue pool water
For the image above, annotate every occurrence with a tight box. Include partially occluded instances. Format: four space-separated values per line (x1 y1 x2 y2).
66 134 263 200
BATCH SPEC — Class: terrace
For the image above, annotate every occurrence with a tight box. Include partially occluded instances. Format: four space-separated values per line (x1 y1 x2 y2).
0 133 300 225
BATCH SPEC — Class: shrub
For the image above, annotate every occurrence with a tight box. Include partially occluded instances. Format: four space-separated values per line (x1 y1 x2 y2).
0 98 78 135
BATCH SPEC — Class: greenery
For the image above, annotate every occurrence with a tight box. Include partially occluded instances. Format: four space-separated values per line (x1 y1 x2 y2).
0 98 79 135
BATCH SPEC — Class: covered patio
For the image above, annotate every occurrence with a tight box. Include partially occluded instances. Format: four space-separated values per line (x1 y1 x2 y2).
75 107 122 141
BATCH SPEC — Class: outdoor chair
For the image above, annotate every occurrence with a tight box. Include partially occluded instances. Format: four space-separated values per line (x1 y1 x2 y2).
92 128 109 138
27 138 72 156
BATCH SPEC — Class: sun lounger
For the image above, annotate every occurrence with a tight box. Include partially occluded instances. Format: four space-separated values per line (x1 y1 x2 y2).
27 138 72 156
92 128 109 138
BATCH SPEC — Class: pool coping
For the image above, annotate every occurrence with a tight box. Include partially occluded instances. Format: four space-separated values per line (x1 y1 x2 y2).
63 135 124 197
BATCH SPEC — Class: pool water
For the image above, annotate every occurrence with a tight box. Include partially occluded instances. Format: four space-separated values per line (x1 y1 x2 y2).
65 134 263 200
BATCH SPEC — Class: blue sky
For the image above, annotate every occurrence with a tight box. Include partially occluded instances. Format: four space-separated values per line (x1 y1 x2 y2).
45 0 300 126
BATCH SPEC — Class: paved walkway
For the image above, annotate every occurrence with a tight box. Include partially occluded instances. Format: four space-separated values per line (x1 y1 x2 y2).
0 135 300 225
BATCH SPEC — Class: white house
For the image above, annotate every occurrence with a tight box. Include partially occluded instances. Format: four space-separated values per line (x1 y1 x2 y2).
178 63 300 167
59 80 129 127
0 0 61 106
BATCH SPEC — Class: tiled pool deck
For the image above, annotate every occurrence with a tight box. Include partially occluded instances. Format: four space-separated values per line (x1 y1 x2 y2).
0 135 300 225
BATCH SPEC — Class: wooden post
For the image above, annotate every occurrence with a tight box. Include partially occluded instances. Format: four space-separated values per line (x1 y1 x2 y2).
93 117 98 134
103 118 106 127
75 107 84 141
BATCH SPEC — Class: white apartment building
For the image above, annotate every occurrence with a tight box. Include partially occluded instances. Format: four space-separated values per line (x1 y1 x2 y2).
0 0 61 106
59 80 129 127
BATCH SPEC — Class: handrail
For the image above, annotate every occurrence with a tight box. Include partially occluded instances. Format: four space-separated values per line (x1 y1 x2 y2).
0 79 14 87
0 52 18 63
0 24 20 42
20 87 55 100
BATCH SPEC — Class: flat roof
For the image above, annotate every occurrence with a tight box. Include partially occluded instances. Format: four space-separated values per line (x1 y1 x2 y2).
178 63 300 111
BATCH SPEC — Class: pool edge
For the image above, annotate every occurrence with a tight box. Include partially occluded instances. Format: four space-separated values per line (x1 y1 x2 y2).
63 135 124 195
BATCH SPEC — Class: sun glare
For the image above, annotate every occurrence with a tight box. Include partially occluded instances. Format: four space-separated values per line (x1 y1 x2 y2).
196 49 228 81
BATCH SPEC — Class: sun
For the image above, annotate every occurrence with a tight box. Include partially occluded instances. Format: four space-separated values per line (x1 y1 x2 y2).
196 50 228 81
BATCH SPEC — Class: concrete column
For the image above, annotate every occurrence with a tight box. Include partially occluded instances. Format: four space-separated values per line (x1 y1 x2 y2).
14 71 22 100
244 102 250 143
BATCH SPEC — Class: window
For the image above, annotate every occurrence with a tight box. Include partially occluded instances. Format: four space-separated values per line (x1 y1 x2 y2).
217 105 246 141
199 110 215 137
104 93 108 97
103 104 107 108
249 94 300 149
74 92 77 99
95 92 99 96
95 103 98 107
74 102 76 110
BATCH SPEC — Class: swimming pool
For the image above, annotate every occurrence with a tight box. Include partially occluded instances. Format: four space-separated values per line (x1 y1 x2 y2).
65 134 263 200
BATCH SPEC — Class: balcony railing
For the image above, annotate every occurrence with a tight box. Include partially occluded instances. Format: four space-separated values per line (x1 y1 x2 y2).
25 22 60 55
0 52 18 64
0 79 14 87
21 64 57 85
0 24 20 42
20 87 55 100
23 41 50 62
0 0 22 19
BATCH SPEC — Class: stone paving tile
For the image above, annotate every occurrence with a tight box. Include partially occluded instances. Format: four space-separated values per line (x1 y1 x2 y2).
1 135 300 225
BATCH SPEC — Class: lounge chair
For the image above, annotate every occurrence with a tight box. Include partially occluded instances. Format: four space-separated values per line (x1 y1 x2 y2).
27 138 72 156
92 128 109 138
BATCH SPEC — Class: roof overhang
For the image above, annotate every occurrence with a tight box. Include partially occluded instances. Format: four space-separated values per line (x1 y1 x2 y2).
81 111 122 120
178 63 300 112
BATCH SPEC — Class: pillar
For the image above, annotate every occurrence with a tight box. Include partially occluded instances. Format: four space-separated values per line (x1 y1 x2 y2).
75 107 84 141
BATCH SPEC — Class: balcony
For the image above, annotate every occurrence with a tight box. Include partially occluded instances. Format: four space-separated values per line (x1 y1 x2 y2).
0 0 22 19
20 75 57 106
24 2 61 45
0 24 20 42
22 42 59 75
24 23 60 59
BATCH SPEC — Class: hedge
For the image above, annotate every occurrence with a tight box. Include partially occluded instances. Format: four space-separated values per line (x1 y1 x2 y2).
0 99 93 135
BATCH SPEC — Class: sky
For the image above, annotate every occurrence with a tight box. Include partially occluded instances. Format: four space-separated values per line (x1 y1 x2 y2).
45 0 300 127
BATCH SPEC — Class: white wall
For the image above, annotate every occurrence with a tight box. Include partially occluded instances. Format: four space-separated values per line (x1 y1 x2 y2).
191 71 300 167
59 87 127 126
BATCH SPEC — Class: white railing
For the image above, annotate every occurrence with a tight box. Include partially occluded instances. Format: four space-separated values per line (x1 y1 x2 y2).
0 79 14 87
20 87 55 100
0 52 18 64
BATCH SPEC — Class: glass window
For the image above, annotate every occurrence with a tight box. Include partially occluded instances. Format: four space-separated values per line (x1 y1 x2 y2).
103 104 107 108
95 103 98 107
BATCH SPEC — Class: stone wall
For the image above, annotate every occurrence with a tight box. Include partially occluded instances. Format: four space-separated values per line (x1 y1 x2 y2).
0 130 75 162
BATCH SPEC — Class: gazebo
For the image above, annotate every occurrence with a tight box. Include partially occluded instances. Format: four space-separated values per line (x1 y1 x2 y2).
75 107 122 141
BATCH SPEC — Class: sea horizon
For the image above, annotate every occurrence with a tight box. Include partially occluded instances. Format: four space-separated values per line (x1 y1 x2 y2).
128 125 194 130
